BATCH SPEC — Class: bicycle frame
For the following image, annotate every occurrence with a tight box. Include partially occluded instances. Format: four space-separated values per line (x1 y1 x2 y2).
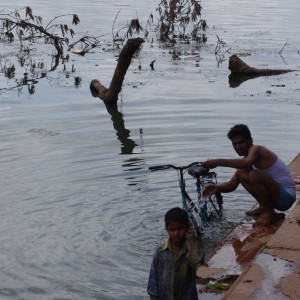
177 167 194 217
149 162 222 231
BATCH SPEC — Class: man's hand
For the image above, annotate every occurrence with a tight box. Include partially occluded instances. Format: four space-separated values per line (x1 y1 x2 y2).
203 159 219 169
202 184 218 197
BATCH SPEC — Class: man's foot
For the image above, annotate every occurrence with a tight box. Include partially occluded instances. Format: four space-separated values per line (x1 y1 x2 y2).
246 207 265 217
253 211 277 227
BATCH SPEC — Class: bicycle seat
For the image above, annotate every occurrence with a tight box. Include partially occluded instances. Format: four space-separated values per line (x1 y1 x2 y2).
188 164 210 178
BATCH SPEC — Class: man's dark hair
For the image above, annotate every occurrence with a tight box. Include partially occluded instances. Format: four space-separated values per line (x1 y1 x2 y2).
227 124 252 140
165 207 189 228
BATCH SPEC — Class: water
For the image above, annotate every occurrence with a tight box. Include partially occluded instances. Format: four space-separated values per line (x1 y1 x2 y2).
1 0 300 299
254 253 292 300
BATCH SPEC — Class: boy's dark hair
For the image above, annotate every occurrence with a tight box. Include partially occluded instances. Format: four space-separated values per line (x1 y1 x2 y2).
227 124 252 140
165 207 189 228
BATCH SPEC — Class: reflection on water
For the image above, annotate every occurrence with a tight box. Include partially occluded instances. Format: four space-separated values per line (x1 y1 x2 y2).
1 0 300 299
228 73 265 88
0 49 79 95
106 103 137 154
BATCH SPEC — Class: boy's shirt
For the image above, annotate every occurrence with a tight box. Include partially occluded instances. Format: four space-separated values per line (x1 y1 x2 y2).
147 232 204 300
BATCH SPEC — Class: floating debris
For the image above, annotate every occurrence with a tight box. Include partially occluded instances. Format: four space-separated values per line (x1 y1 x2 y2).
28 128 60 136
198 274 239 293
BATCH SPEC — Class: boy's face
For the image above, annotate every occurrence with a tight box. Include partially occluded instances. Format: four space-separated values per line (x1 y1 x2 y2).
166 221 189 246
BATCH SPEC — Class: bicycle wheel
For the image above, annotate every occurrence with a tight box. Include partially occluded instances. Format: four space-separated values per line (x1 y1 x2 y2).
183 191 204 229
206 191 223 220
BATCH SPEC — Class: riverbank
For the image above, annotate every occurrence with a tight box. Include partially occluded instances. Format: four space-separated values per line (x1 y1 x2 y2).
196 153 300 299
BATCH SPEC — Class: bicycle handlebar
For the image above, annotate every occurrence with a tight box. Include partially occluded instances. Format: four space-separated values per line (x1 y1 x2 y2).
149 162 202 172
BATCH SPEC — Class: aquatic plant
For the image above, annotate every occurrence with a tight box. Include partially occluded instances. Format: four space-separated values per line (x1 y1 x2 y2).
155 0 207 41
0 7 103 94
0 7 81 55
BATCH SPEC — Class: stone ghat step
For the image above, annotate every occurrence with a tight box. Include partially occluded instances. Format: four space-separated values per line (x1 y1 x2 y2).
196 152 300 300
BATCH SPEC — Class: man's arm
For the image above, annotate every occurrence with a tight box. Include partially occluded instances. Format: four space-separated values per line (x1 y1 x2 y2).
217 172 241 193
203 171 240 197
204 158 249 169
203 146 259 169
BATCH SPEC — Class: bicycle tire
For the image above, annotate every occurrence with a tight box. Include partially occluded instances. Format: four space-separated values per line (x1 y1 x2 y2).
183 190 204 229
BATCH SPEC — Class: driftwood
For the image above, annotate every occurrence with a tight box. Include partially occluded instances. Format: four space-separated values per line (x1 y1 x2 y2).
229 55 294 75
90 38 144 104
228 55 295 88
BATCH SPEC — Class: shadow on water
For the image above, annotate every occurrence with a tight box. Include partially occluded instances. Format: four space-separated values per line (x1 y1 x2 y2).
228 73 264 88
105 103 137 155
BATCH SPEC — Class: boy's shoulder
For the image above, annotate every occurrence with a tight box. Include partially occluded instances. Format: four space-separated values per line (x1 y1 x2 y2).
159 239 170 251
154 239 170 255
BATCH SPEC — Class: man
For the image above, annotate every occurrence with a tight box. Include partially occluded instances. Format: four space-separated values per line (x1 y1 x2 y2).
202 124 296 226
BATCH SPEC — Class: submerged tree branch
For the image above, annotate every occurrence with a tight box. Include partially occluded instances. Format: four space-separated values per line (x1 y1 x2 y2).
228 54 297 88
90 37 144 104
229 54 294 75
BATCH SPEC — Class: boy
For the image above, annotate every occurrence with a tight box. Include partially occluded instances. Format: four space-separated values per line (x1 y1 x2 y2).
147 207 204 300
203 124 296 226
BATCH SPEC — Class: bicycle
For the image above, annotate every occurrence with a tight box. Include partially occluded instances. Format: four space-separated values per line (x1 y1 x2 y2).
149 162 223 234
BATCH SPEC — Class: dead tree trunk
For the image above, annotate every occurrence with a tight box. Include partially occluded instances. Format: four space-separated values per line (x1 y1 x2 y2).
229 55 294 75
228 54 296 87
90 38 144 104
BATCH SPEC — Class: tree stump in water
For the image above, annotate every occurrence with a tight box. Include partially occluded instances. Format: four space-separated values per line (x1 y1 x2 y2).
228 54 296 87
90 38 144 104
229 54 294 75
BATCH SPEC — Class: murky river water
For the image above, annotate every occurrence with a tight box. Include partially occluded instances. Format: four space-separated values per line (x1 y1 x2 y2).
0 0 299 299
